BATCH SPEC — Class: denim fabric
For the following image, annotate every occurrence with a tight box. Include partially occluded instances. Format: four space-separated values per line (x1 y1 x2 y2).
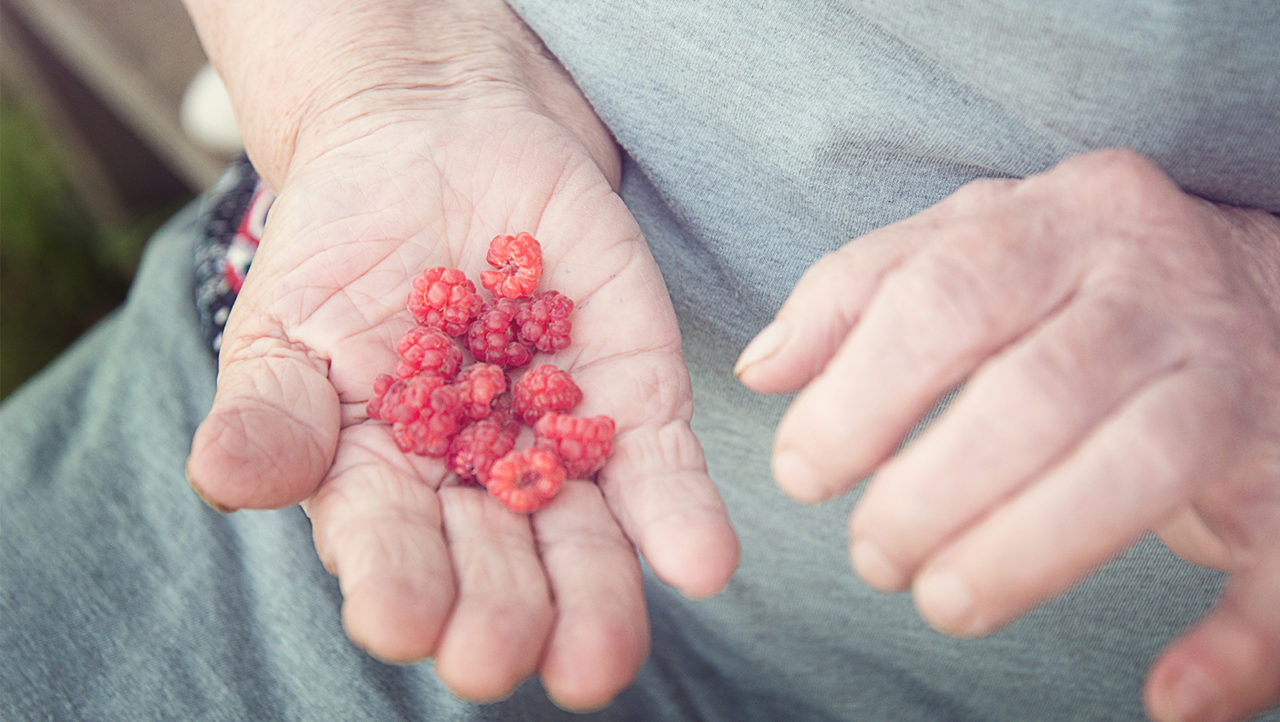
3 2 1278 720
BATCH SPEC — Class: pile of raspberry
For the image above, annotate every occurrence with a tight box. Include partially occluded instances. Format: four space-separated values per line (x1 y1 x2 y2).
366 232 615 514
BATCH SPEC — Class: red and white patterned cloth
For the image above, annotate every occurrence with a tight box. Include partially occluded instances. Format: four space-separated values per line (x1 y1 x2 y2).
193 156 272 353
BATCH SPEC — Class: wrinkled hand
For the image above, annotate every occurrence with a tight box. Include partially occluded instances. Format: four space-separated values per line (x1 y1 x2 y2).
186 94 738 708
735 150 1280 722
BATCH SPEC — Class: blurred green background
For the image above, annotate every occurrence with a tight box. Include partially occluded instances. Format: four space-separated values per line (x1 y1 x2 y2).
0 89 162 399
1 0 222 401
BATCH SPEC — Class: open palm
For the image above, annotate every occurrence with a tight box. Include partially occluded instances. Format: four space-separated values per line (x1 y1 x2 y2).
187 103 739 708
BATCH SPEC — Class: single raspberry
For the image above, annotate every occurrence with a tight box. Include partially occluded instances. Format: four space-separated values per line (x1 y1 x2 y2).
454 362 508 420
534 413 616 478
512 364 583 426
448 414 520 485
485 446 566 513
368 372 447 424
365 373 398 420
480 232 543 299
407 266 483 336
514 290 574 354
395 326 464 379
390 383 466 457
466 298 533 368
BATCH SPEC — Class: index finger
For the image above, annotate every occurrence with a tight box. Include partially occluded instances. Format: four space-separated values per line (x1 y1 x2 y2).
770 207 1083 504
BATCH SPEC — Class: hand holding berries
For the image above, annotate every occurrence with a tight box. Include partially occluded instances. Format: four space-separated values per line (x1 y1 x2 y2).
185 69 738 707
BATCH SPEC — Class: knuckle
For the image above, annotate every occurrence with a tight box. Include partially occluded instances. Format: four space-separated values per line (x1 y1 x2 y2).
1015 291 1184 419
1012 338 1096 422
941 176 1019 214
892 244 1002 346
1050 148 1182 221
1076 147 1163 178
1113 408 1196 497
1059 148 1168 190
1121 372 1241 489
803 247 862 300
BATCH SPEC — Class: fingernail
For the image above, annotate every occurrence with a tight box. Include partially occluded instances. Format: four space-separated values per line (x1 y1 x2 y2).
915 570 979 636
851 541 908 591
771 450 829 504
1164 666 1225 722
185 459 234 514
734 320 791 378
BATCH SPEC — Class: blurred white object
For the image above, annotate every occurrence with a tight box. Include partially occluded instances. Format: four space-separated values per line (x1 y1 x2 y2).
180 63 242 155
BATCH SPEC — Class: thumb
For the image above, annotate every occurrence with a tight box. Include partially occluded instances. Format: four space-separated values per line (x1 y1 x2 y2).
1145 552 1280 722
187 323 340 511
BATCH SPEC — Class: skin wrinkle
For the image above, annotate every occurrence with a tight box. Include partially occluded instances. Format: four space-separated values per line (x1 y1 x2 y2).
324 268 410 332
320 440 438 486
1172 365 1276 559
535 166 618 242
445 518 539 555
567 342 682 379
601 420 721 543
851 285 1183 576
218 319 331 371
210 377 335 477
248 358 332 417
331 515 443 589
314 478 443 539
534 492 636 559
449 544 547 603
203 406 308 482
311 476 445 579
590 360 694 446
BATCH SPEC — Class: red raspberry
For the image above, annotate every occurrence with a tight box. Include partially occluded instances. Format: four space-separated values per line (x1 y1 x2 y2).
485 446 566 513
366 373 397 420
454 362 508 419
407 267 483 336
466 298 533 368
395 326 464 379
534 413 616 477
490 391 515 418
514 290 574 354
367 372 447 423
448 414 520 485
390 383 466 457
512 364 583 425
480 232 543 299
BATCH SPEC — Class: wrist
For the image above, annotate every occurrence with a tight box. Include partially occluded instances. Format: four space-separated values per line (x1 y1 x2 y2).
184 0 618 188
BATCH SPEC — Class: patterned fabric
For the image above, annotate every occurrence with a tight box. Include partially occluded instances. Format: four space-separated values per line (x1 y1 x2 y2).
193 156 271 353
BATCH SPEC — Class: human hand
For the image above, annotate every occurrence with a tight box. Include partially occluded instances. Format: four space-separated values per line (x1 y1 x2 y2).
184 2 737 709
735 150 1280 722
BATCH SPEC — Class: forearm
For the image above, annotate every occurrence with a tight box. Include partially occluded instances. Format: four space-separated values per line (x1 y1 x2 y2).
181 0 618 188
